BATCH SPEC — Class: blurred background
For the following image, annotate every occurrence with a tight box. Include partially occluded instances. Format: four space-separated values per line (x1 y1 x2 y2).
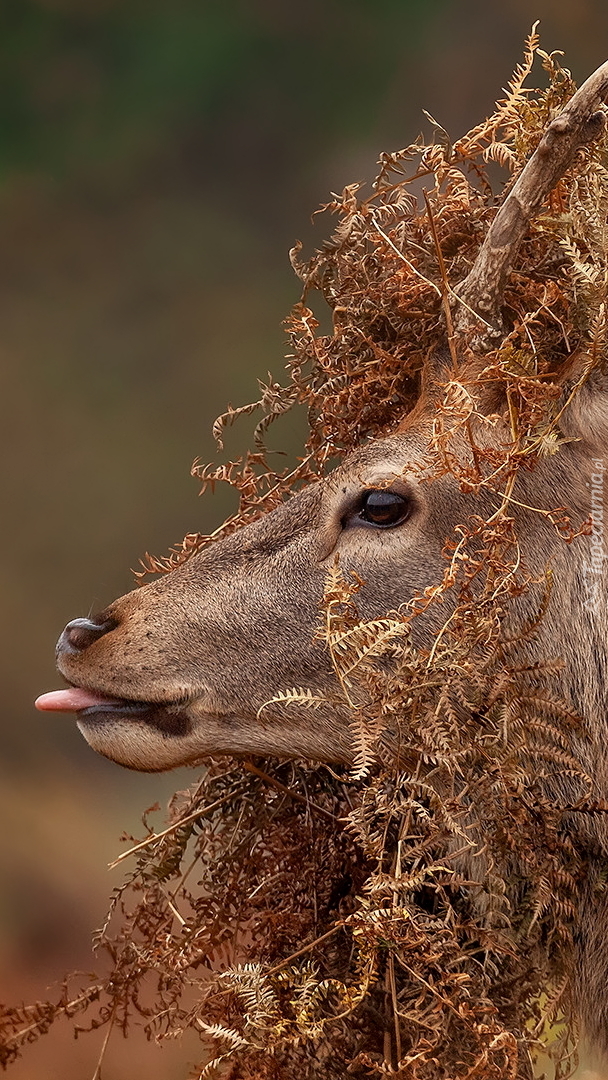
1 1 607 1076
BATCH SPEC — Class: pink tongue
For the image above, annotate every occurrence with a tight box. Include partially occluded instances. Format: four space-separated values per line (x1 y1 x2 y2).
35 688 119 713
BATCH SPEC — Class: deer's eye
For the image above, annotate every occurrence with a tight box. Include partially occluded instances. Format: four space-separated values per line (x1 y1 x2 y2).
358 490 410 528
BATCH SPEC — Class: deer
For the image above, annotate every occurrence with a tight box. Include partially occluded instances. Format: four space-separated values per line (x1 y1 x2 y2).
35 61 608 1079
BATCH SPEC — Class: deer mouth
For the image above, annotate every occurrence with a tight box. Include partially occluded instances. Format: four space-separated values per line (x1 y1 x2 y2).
35 686 194 738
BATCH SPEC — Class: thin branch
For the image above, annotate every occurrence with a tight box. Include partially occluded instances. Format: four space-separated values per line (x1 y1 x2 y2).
242 760 339 823
371 217 441 296
264 922 345 977
108 787 247 869
423 189 458 368
91 1008 115 1080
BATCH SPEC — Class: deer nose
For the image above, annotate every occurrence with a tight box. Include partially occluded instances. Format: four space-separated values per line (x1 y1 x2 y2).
57 617 116 655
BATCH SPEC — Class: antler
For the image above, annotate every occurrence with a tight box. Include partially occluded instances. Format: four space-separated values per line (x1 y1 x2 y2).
454 60 608 337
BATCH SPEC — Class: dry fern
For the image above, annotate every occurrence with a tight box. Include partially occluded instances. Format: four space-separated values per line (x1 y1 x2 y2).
4 30 608 1080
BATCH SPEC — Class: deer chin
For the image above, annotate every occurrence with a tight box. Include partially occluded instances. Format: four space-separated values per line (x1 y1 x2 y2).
76 709 202 772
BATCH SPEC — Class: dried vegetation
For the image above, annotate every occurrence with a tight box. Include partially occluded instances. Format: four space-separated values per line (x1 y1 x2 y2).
3 30 608 1080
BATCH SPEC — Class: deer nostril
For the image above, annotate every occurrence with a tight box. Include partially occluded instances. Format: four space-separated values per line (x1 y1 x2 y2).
58 617 116 655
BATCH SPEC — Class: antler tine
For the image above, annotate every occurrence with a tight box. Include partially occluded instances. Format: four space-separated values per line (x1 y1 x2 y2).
454 59 608 338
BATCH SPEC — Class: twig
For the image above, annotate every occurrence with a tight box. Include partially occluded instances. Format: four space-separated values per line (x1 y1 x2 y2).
423 189 458 368
91 1008 115 1080
395 958 473 1027
371 217 442 296
108 787 247 868
264 922 345 977
389 953 402 1064
242 760 339 823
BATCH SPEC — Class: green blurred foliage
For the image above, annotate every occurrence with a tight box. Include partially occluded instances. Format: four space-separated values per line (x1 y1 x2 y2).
0 0 442 182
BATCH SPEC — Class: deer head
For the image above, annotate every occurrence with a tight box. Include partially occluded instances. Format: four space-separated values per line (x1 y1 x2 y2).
36 61 608 778
32 405 602 775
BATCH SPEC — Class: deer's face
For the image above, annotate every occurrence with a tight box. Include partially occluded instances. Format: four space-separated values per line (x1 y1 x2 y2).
38 428 495 771
37 382 598 773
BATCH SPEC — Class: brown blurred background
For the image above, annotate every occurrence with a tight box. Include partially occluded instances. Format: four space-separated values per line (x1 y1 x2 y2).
1 2 607 1076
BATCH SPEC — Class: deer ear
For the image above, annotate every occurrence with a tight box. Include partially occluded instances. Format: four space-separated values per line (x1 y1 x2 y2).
560 367 608 453
424 346 509 417
396 347 508 434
